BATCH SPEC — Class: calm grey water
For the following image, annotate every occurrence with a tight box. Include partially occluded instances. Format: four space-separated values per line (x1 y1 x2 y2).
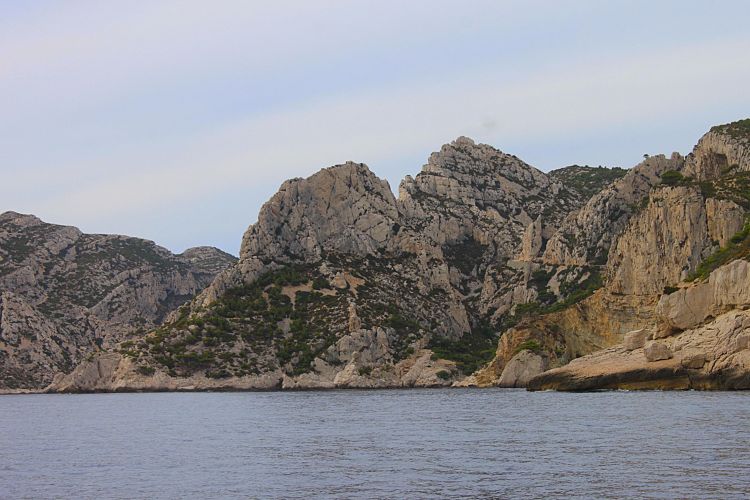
2 389 750 499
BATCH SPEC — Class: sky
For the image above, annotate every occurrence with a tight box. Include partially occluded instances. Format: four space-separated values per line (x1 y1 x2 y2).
2 1 750 256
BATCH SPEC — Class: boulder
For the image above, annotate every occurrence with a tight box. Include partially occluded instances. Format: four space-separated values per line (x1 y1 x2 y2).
624 329 650 350
680 351 706 369
497 350 546 388
644 342 673 362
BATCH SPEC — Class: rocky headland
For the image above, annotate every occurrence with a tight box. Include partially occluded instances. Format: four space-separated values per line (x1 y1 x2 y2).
3 119 750 393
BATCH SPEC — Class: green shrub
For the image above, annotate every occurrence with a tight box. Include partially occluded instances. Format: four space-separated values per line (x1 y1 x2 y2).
699 181 716 198
436 370 451 381
358 366 373 376
136 365 155 376
428 322 497 375
206 368 231 379
515 339 542 354
529 268 554 288
312 276 330 290
660 170 689 186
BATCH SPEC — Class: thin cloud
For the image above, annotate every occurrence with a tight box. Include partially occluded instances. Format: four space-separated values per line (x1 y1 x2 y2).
29 35 750 226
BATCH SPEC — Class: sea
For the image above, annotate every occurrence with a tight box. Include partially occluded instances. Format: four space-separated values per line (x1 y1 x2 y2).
2 388 749 499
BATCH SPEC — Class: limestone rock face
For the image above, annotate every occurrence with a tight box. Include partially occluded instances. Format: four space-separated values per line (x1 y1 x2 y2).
0 211 236 389
528 307 750 391
705 198 747 247
398 137 581 252
47 341 460 392
48 353 284 393
483 155 691 384
528 255 750 391
543 154 683 267
55 138 617 392
395 138 600 325
518 216 543 261
241 162 399 262
656 259 750 331
526 121 750 391
606 186 745 296
201 162 401 306
18 121 750 393
466 289 657 387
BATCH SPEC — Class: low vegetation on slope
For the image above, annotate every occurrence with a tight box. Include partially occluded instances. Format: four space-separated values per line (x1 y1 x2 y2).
504 267 603 325
688 218 750 282
660 168 750 209
428 322 497 375
122 254 472 378
548 165 629 201
710 118 750 139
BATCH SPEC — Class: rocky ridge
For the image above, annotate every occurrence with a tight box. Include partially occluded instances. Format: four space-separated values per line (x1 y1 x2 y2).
49 138 622 392
11 119 750 393
0 212 236 390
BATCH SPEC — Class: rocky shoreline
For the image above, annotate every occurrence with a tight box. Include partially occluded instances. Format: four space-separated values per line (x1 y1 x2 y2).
528 260 750 391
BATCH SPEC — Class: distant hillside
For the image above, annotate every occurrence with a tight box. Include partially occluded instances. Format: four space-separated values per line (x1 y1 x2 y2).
0 212 236 389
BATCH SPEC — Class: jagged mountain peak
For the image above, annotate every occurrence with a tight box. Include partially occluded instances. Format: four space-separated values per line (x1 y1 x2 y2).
282 160 380 185
423 137 546 185
451 135 477 147
240 160 399 262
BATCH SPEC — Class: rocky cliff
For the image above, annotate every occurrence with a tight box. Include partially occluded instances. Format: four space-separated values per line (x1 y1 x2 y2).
14 119 750 393
0 212 236 390
525 119 750 391
49 138 625 392
528 259 750 391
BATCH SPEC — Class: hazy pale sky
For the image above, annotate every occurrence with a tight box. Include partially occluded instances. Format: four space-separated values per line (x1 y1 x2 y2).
3 0 750 255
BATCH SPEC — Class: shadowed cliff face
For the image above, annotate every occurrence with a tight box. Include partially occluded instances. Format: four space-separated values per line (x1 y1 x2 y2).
0 212 236 389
